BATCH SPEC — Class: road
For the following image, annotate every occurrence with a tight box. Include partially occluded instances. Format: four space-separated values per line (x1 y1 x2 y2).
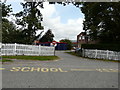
2 51 119 88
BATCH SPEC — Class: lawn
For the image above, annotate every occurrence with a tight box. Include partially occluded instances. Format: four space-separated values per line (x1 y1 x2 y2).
2 55 59 61
0 59 13 62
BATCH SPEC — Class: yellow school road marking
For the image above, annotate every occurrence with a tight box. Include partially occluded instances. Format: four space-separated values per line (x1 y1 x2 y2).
71 68 118 72
0 68 5 70
10 67 68 72
1 67 118 73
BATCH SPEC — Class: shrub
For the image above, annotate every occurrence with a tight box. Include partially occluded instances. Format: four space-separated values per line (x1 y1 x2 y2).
81 44 120 51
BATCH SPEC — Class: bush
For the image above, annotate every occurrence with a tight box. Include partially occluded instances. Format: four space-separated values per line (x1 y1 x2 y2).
81 44 120 51
59 39 72 50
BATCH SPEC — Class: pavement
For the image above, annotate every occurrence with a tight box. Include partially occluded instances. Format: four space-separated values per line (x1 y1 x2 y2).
1 51 119 88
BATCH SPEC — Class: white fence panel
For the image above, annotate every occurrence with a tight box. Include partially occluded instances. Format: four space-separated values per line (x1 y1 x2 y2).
84 49 120 61
41 46 54 56
2 44 15 55
1 43 55 56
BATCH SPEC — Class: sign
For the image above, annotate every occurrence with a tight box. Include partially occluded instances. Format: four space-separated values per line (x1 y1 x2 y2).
52 41 57 47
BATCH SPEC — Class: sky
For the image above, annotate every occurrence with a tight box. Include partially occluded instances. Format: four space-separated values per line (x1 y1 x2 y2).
5 1 84 42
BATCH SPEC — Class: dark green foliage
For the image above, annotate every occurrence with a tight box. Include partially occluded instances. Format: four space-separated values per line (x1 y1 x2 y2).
79 2 120 44
15 2 44 44
49 2 120 44
2 3 12 17
81 44 120 51
2 19 24 43
60 39 72 50
3 55 59 61
39 29 54 42
2 3 24 43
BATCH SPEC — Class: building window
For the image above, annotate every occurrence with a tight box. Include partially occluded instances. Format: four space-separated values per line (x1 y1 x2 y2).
82 36 85 40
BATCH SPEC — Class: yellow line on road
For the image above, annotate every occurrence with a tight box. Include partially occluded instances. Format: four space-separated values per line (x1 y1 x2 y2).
71 68 119 72
0 68 5 70
71 69 95 71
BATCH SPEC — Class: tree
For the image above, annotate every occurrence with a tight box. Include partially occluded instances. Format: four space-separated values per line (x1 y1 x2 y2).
50 2 120 44
2 20 24 43
79 2 120 44
60 39 72 50
2 3 12 17
15 2 44 44
2 3 25 43
39 29 54 43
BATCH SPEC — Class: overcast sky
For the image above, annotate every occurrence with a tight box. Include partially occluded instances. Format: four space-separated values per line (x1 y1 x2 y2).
6 1 84 41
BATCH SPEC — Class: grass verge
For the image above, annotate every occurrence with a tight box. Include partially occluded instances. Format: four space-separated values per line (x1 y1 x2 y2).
0 59 13 62
65 52 120 63
2 55 59 61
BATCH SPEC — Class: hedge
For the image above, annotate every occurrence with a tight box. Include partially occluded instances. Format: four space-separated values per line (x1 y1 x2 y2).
81 44 120 51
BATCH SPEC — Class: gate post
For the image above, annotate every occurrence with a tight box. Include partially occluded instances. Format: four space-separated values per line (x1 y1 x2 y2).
54 46 55 56
14 43 17 55
106 50 109 59
95 49 98 59
39 45 41 56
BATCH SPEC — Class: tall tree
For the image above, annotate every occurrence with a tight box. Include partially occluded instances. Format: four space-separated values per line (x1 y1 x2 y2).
15 2 44 44
50 2 120 44
2 20 24 43
39 29 54 43
2 3 12 43
79 2 120 43
2 3 12 17
2 3 25 43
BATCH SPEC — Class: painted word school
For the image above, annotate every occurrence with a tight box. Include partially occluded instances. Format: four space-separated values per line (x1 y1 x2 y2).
10 67 68 72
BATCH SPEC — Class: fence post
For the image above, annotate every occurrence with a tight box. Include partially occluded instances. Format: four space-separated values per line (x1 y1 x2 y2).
54 46 55 56
14 43 17 55
106 50 109 59
95 49 97 59
82 48 85 57
39 45 41 56
0 42 1 56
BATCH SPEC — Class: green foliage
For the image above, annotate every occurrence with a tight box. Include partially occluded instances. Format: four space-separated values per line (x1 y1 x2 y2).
2 3 12 17
81 44 120 51
2 3 24 43
15 2 44 44
48 2 120 44
3 55 59 61
0 59 13 62
80 2 120 43
2 19 24 43
60 39 72 50
39 29 54 42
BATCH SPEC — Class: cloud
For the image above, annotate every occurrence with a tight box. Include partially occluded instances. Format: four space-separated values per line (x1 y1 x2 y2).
40 2 57 18
5 0 24 3
7 2 84 42
38 2 84 41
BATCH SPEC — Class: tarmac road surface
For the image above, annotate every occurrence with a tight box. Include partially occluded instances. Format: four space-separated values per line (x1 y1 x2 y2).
2 51 119 88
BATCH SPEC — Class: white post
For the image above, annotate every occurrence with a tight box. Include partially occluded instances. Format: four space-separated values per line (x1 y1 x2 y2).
106 50 109 59
95 49 97 59
82 48 85 57
0 42 1 57
14 43 17 55
54 46 55 56
39 45 41 56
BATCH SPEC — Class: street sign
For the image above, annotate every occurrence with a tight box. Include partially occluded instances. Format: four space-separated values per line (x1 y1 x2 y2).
52 41 57 47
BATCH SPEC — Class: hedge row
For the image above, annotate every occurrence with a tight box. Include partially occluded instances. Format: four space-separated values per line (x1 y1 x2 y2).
81 44 120 51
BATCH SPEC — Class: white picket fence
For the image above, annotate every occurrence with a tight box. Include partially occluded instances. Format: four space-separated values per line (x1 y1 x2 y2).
1 43 55 56
83 49 120 60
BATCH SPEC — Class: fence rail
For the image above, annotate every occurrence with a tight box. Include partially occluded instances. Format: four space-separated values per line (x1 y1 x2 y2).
83 49 120 60
1 43 55 56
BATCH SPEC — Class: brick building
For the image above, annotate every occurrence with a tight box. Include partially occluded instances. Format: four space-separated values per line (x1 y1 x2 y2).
77 32 89 48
